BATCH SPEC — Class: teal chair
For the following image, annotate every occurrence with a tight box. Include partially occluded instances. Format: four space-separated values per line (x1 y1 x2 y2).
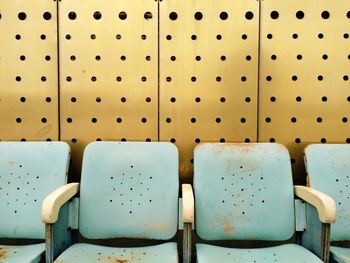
182 143 336 263
42 141 180 263
0 142 70 263
305 144 350 263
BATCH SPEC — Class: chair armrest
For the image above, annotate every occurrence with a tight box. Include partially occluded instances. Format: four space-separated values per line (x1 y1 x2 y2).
294 185 336 224
182 184 194 224
42 183 80 224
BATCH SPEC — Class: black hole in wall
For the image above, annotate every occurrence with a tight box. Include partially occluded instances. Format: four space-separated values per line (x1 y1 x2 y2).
43 12 52 20
169 12 178 20
20 55 25 61
241 118 246 123
116 118 122 123
16 76 21 82
91 34 96 40
195 97 201 103
267 34 273 39
144 12 152 20
318 33 324 39
242 34 247 40
166 118 172 123
317 117 323 123
166 35 172 40
245 11 254 20
16 118 22 123
220 97 226 103
20 97 26 102
343 117 348 123
296 11 304 19
291 117 297 123
270 138 275 142
270 11 279 19
296 96 302 102
116 34 121 40
191 118 196 123
220 12 228 20
71 97 77 102
321 11 330 19
141 117 147 123
41 76 47 82
344 33 349 39
93 11 102 20
270 96 276 102
321 138 327 143
67 118 72 123
91 117 97 123
246 55 251 61
18 12 26 20
45 97 51 103
191 35 197 40
217 34 222 40
265 117 271 123
221 55 226 61
347 11 350 19
322 54 328 60
146 97 151 103
292 33 298 39
245 138 251 143
141 34 147 40
292 75 298 81
15 34 21 40
194 12 203 20
66 34 71 40
41 34 46 40
121 97 126 103
322 96 327 102
68 12 76 20
119 11 127 20
271 55 277 60
170 138 176 143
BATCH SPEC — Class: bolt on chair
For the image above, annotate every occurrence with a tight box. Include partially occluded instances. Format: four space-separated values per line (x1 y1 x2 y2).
41 141 181 263
0 142 70 263
305 144 350 263
182 143 336 263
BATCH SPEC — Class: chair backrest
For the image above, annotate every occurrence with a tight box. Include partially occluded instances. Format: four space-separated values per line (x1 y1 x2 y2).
0 142 70 239
79 141 179 240
305 144 350 241
194 143 295 241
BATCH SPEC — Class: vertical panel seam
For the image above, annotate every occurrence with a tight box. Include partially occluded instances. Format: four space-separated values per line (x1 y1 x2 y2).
257 0 262 142
56 0 61 141
157 0 161 142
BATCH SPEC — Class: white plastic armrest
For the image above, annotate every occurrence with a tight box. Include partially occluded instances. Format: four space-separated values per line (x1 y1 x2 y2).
182 184 194 224
294 185 336 224
41 183 80 224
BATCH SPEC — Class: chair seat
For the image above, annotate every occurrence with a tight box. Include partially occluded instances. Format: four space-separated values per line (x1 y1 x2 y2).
330 246 350 263
0 243 44 263
197 243 323 263
55 242 178 263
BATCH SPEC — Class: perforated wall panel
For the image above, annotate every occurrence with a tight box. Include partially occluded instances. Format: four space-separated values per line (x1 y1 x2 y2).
160 0 259 181
0 0 58 141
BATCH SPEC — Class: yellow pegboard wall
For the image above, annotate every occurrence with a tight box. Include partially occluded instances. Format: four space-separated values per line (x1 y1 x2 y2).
59 0 158 181
0 0 59 141
160 0 259 182
259 0 350 184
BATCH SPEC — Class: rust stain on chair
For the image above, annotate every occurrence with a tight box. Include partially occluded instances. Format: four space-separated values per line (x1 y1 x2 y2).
0 248 8 259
